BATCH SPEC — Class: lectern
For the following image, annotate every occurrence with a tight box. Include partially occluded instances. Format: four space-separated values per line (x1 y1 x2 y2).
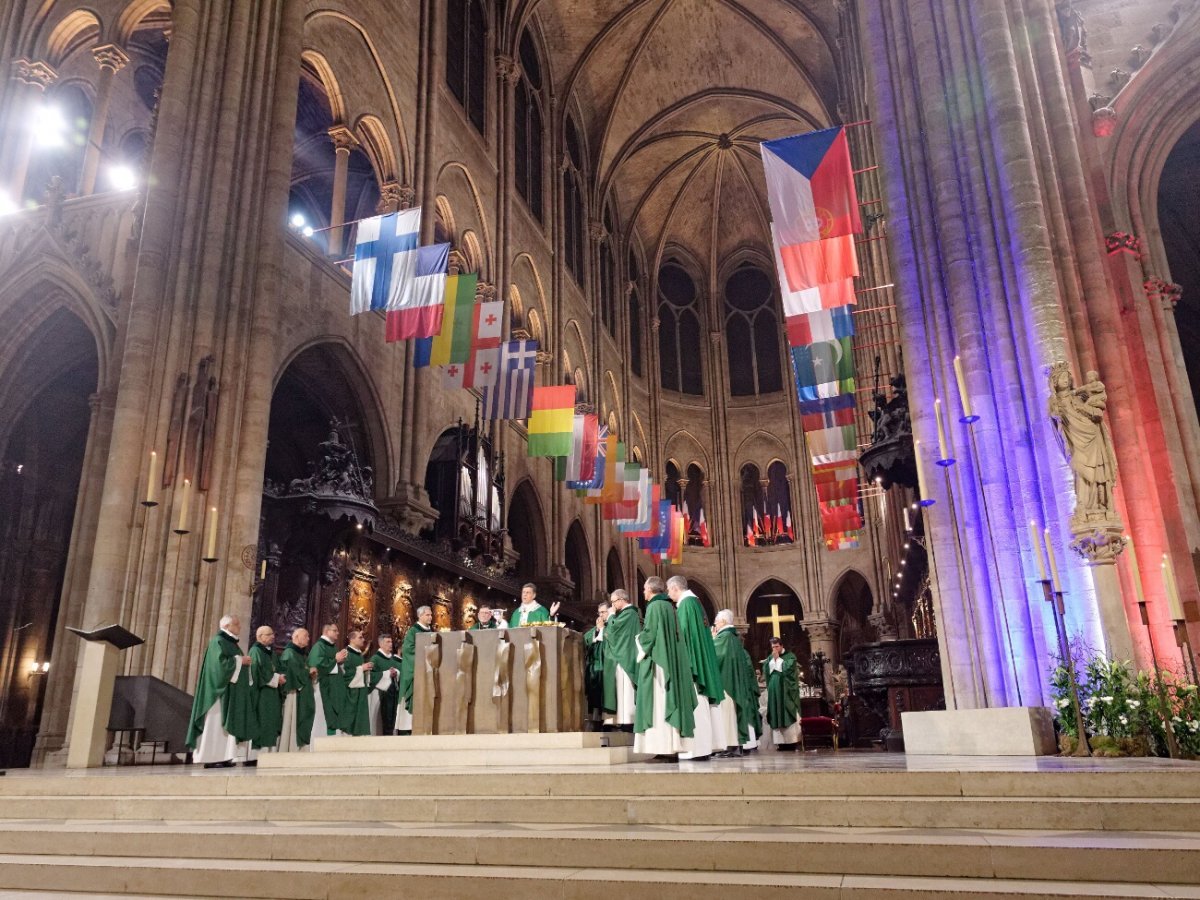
65 624 144 768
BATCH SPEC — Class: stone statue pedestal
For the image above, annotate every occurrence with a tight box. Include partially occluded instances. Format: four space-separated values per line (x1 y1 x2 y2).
413 626 584 735
902 707 1056 756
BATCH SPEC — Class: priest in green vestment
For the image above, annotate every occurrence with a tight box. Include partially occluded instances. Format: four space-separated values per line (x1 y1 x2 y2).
763 637 802 749
738 644 762 750
339 629 375 736
633 577 695 756
397 605 434 734
470 605 499 629
368 634 401 735
507 583 560 627
712 610 757 752
248 626 286 759
186 614 255 767
278 627 315 751
602 590 639 730
667 575 724 758
583 600 611 723
307 623 348 737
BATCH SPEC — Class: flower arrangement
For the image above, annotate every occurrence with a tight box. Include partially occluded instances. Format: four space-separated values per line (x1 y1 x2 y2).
1050 648 1200 758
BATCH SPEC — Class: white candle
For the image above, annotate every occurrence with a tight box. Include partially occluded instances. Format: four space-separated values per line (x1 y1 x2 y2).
176 479 191 533
903 506 912 533
1029 521 1047 582
145 451 160 505
260 559 268 580
914 438 929 503
204 506 218 559
1163 553 1186 621
953 356 974 421
1044 527 1062 592
934 398 951 461
1124 536 1146 605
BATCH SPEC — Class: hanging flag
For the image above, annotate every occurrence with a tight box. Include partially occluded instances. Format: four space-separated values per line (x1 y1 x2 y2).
639 500 673 557
786 302 855 348
569 424 608 491
791 338 855 401
773 228 860 295
619 479 657 535
527 385 576 456
745 521 755 546
681 500 691 535
350 208 422 315
807 424 858 466
761 127 861 246
752 507 763 540
763 508 773 539
775 504 789 543
587 439 625 504
441 299 504 389
564 414 598 483
414 273 479 367
785 510 795 542
481 340 538 420
669 507 686 564
383 242 451 340
698 508 710 547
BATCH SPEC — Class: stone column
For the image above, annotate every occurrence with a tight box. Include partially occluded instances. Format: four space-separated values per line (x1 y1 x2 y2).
326 124 357 257
3 59 56 199
79 44 130 195
803 618 839 695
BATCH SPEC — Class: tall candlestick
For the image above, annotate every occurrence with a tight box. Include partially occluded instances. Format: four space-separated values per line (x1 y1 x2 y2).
260 559 267 580
914 439 935 506
1029 521 1047 581
1044 527 1062 592
1163 553 1186 621
175 478 191 534
203 506 218 561
903 506 912 533
953 356 978 423
144 451 160 506
934 398 954 465
1125 536 1146 605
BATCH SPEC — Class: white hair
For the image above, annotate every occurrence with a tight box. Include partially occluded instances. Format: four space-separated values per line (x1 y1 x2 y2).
610 589 628 603
666 575 689 591
219 614 236 629
416 605 432 616
715 609 734 627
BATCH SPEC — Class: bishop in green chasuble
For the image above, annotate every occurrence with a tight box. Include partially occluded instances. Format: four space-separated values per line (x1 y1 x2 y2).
186 615 255 766
307 624 348 737
339 630 374 736
278 628 315 751
368 635 402 735
633 580 696 756
397 605 434 734
249 626 285 755
713 612 759 751
667 576 725 759
763 638 802 747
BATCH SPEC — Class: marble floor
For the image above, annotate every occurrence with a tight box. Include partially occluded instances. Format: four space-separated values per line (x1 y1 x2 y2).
4 748 1198 779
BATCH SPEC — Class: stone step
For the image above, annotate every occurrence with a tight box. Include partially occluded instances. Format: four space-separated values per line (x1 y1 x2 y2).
0 854 1197 899
5 767 1200 799
0 821 1197 885
2 792 1199 831
310 731 635 751
258 743 648 768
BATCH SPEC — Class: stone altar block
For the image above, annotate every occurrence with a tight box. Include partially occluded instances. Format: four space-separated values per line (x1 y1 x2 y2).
413 626 585 735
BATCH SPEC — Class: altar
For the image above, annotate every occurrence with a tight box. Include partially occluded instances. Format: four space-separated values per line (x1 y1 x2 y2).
412 625 586 735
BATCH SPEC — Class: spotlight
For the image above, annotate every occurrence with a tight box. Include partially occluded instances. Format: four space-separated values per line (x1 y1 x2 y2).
901 560 906 566
290 212 306 228
32 103 68 148
0 190 18 217
107 164 137 191
302 225 314 237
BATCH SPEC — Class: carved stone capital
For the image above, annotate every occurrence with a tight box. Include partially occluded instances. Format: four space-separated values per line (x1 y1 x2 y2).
11 58 56 89
1104 231 1141 258
1163 283 1183 310
495 53 521 85
92 44 130 73
587 220 607 243
534 350 554 367
709 330 722 344
1109 68 1131 91
1070 521 1126 565
624 280 636 297
511 326 532 342
868 612 898 641
1128 45 1151 69
650 317 661 333
475 281 497 304
397 184 416 209
327 125 358 153
376 181 402 213
803 619 839 643
574 402 596 415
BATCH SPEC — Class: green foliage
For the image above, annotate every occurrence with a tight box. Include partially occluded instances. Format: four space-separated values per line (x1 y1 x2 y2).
1049 648 1199 758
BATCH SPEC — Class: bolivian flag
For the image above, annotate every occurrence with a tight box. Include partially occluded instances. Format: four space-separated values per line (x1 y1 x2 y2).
527 385 576 457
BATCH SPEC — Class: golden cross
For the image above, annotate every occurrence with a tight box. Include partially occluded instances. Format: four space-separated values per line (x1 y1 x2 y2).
755 603 796 639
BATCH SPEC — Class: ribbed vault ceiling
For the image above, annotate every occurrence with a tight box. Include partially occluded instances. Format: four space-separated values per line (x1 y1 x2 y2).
529 0 839 275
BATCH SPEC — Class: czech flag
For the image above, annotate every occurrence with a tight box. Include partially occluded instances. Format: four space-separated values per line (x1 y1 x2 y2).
761 127 861 246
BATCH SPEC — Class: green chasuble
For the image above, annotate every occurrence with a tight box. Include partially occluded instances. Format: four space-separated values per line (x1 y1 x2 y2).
278 642 315 747
469 619 498 630
763 651 801 731
738 645 762 738
369 650 401 734
307 636 345 736
249 642 283 749
602 604 640 713
186 631 255 748
713 626 756 744
509 603 551 627
583 627 605 712
399 622 432 714
634 594 695 738
340 647 371 736
675 594 723 705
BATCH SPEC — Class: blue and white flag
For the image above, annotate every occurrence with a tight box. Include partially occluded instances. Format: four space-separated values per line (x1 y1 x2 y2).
482 340 538 421
350 208 422 315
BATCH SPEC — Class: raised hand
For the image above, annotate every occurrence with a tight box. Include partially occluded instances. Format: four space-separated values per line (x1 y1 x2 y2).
335 649 348 662
550 601 561 617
